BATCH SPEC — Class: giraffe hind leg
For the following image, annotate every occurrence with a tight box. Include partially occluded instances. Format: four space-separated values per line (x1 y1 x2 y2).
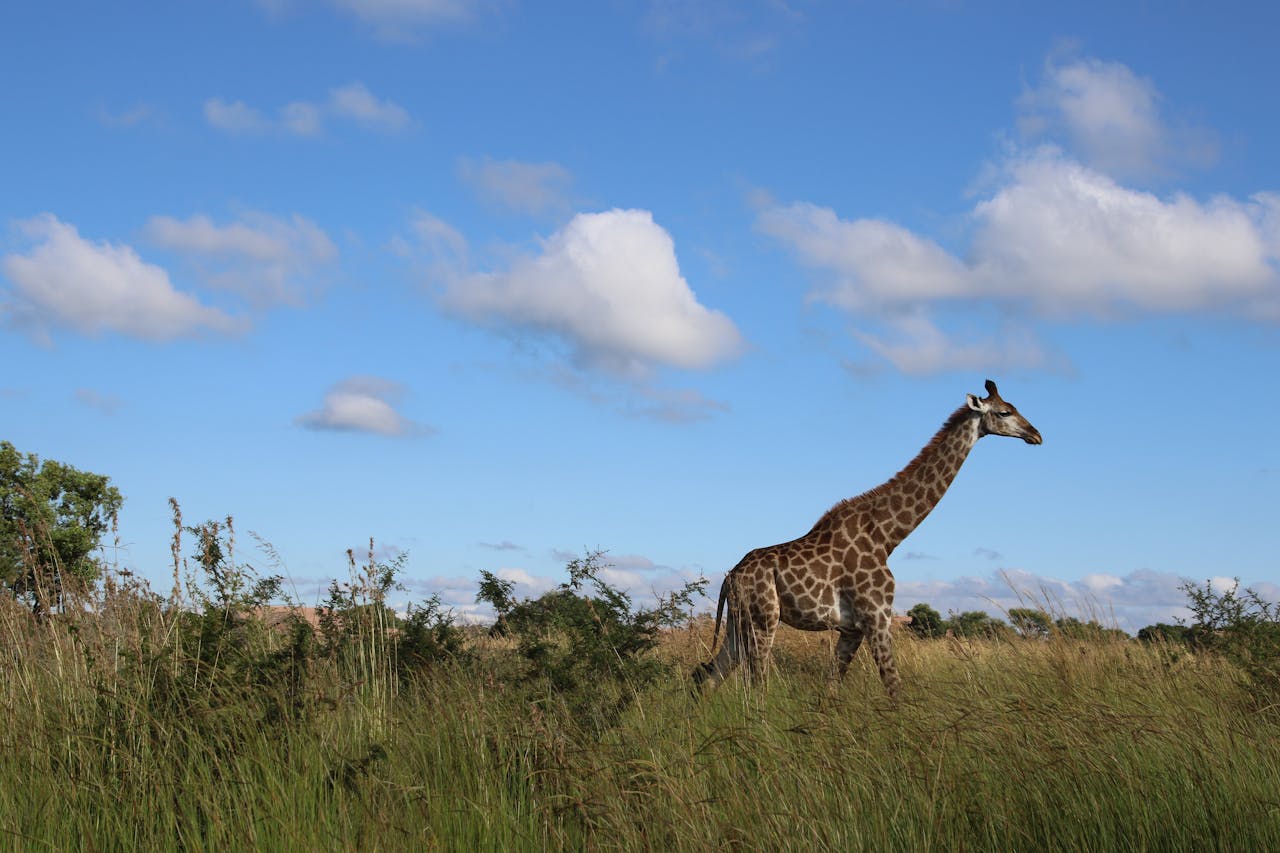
833 627 865 680
868 614 901 700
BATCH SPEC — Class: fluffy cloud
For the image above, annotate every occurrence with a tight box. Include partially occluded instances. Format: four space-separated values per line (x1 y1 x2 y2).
1017 54 1216 178
296 376 431 437
458 157 574 216
758 53 1279 375
1 214 240 341
205 82 410 136
440 209 743 375
761 152 1278 318
144 212 337 306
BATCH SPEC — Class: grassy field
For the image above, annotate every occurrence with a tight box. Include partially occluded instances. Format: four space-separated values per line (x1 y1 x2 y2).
3 565 1279 851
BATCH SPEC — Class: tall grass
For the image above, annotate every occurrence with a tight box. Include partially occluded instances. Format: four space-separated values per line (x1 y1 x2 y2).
2 540 1278 849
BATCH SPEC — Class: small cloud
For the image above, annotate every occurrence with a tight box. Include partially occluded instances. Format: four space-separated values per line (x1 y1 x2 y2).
900 551 936 561
1 214 241 342
457 157 574 217
74 388 122 415
204 82 411 137
478 540 525 552
296 376 432 437
974 547 1003 561
144 211 337 306
624 385 731 423
328 82 411 131
496 567 557 598
94 102 154 128
204 97 271 134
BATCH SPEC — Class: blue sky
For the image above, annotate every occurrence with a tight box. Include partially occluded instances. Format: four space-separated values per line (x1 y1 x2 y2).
3 1 1277 632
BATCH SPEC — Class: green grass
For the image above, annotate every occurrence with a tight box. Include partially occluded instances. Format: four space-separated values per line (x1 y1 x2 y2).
3 587 1280 851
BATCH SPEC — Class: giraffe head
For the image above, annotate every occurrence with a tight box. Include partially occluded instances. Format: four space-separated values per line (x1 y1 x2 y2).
966 379 1042 444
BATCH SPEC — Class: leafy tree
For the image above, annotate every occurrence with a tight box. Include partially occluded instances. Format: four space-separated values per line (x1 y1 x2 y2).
1054 616 1128 641
1008 607 1052 639
1 440 123 615
907 602 945 638
1137 623 1191 644
949 610 1009 639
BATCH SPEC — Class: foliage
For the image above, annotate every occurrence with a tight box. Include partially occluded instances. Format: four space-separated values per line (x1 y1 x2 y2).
1008 607 1052 639
1137 622 1191 644
906 602 945 638
0 440 123 615
1054 615 1128 641
1178 578 1280 696
477 550 706 727
949 609 1010 639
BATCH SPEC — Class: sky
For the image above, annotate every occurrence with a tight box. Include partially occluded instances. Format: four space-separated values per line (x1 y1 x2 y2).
2 1 1278 634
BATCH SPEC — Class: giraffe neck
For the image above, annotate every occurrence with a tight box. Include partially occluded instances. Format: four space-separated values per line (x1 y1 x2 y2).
825 406 982 556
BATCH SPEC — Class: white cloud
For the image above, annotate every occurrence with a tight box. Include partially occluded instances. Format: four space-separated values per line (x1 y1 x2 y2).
762 152 1278 318
970 151 1276 314
296 376 431 437
144 211 337 306
328 82 411 130
757 203 971 309
1 214 240 341
758 53 1276 375
458 157 574 216
760 150 1280 373
204 82 410 137
440 209 744 375
1018 54 1216 178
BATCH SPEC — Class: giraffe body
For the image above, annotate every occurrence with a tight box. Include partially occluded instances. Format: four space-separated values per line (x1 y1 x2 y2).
695 380 1042 699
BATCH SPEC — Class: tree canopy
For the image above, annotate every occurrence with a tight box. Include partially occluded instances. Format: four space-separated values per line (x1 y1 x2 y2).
1 440 123 614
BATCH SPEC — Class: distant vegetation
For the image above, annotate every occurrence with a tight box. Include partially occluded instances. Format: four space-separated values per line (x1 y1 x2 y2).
3 442 1279 849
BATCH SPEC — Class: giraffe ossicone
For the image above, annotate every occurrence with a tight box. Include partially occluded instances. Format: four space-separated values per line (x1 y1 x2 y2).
694 379 1042 699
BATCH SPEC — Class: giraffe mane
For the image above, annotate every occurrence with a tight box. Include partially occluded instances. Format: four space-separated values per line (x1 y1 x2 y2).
813 404 976 526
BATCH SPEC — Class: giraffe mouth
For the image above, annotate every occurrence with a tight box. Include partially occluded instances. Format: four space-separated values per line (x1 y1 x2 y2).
1023 429 1043 445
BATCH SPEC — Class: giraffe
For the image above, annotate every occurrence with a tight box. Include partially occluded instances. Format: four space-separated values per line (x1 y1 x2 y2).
694 380 1042 699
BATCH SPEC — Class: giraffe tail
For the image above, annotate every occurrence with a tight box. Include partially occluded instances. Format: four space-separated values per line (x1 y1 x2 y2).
708 573 731 655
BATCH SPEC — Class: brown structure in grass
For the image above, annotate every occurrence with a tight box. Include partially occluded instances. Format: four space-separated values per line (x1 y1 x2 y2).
695 380 1042 699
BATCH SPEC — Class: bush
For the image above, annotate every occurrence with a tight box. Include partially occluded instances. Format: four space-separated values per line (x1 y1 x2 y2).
1179 578 1280 698
477 550 705 728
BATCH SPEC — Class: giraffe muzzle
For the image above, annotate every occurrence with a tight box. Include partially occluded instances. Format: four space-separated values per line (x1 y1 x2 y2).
1023 428 1043 445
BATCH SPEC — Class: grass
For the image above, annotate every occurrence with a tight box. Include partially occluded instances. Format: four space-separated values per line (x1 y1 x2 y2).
3 563 1280 851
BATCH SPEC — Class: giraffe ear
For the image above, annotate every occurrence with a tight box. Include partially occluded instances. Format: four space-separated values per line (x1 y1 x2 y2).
966 393 985 412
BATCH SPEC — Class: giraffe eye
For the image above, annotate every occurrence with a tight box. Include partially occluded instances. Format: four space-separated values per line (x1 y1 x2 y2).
996 411 1014 418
